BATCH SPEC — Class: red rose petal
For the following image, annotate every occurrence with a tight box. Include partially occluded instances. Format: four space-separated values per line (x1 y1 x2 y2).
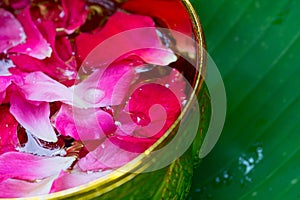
122 0 195 57
122 0 192 35
4 0 30 10
0 106 18 154
76 11 176 66
61 0 88 34
111 83 182 153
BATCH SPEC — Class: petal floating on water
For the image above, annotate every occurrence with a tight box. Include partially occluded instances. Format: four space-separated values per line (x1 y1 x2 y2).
0 176 57 198
0 106 19 154
9 6 52 59
0 8 26 53
0 152 75 180
9 94 57 142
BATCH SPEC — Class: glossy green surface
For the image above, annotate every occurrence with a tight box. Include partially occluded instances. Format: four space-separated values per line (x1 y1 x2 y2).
189 0 300 199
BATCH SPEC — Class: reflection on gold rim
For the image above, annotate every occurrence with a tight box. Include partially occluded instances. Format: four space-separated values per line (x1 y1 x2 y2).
20 0 205 199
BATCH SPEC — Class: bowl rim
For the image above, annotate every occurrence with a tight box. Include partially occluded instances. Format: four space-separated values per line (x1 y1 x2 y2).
23 0 206 199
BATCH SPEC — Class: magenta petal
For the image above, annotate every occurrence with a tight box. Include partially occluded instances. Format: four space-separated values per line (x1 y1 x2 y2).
0 8 26 53
9 6 52 59
0 106 18 154
78 139 138 171
55 36 76 64
0 152 75 180
111 83 182 153
10 21 77 81
76 11 176 66
9 95 57 142
61 0 88 34
0 76 13 104
6 0 30 9
51 170 112 193
10 52 76 82
74 60 135 107
53 104 116 142
17 72 73 104
0 176 57 198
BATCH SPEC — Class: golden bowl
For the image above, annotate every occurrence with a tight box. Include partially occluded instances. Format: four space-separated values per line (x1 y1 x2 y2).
28 0 206 199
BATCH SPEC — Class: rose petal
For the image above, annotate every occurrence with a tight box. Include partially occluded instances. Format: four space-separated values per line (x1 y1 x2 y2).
3 0 30 9
55 36 76 63
10 52 76 82
0 106 19 154
111 83 182 153
50 170 112 193
74 59 136 107
122 0 195 57
78 139 138 171
16 71 73 104
122 0 192 35
0 76 13 103
0 8 26 53
35 20 77 80
29 0 87 35
9 6 52 59
53 104 116 143
61 0 88 34
0 152 75 180
0 74 23 104
9 94 57 142
0 175 57 198
10 20 77 81
76 11 176 66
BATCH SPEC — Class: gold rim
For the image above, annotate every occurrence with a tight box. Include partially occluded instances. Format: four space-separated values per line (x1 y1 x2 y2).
21 1 205 199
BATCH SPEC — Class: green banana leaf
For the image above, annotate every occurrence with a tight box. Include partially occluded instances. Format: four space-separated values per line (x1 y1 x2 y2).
189 0 300 199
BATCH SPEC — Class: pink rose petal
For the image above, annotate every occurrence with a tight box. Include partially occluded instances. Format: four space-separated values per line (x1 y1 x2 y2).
17 71 73 104
74 59 136 107
78 139 139 171
9 94 57 142
9 6 52 59
0 76 13 104
0 152 75 180
53 104 116 143
50 170 112 193
0 106 19 154
34 21 77 80
0 8 26 53
10 20 77 81
0 176 57 198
